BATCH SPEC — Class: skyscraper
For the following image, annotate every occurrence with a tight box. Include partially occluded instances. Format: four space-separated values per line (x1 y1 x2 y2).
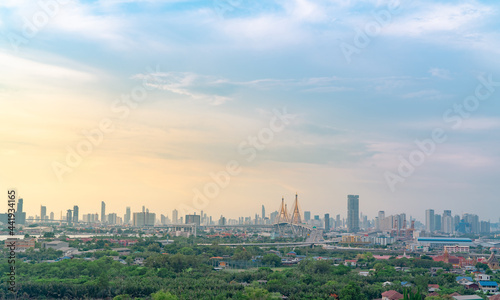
434 214 442 232
41 205 47 221
16 198 26 225
262 205 265 219
101 201 106 223
425 209 435 233
73 206 79 223
324 213 330 231
172 209 178 224
66 209 72 225
125 207 131 224
304 211 311 222
347 195 359 233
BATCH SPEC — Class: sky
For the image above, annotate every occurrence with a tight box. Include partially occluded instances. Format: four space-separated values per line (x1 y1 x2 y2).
1 0 500 222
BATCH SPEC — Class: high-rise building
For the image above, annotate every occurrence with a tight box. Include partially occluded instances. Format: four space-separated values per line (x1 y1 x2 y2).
262 205 265 219
434 214 442 232
347 195 359 233
480 221 490 233
324 213 330 231
185 214 201 226
125 207 131 224
133 211 155 226
41 205 47 221
172 209 179 224
443 215 454 233
425 209 435 233
304 211 311 222
66 209 73 225
463 214 480 234
101 201 106 223
108 213 117 224
16 198 26 225
73 206 79 223
336 214 341 229
50 212 54 220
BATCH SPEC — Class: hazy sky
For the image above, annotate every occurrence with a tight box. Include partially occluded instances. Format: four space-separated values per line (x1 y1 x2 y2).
1 0 500 222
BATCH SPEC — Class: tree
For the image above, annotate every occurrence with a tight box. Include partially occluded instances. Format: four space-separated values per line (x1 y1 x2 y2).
151 290 178 300
339 282 366 300
262 254 281 267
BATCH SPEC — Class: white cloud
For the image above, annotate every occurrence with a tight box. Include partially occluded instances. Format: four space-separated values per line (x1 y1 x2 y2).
429 68 451 80
402 89 450 101
384 3 493 37
135 72 232 105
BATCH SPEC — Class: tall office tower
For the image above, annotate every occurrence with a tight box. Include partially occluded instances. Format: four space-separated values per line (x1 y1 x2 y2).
41 206 47 221
15 198 26 225
425 209 435 232
101 201 106 223
108 213 117 224
443 215 454 233
434 214 442 232
480 221 490 233
172 209 179 224
463 213 480 234
73 206 79 223
336 214 341 229
347 195 359 233
262 205 266 219
304 211 311 222
324 213 330 231
50 212 54 220
66 209 73 225
125 207 131 224
142 206 145 213
443 210 452 217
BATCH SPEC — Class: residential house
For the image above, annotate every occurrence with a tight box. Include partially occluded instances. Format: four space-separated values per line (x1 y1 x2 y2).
381 290 404 300
456 276 473 285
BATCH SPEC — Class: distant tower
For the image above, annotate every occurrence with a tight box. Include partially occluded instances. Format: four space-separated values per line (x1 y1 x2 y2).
324 213 330 231
101 201 106 223
172 209 179 224
40 205 47 221
125 207 131 224
347 195 359 233
290 194 302 224
262 205 266 219
425 209 435 233
73 206 79 223
66 209 73 225
304 211 311 222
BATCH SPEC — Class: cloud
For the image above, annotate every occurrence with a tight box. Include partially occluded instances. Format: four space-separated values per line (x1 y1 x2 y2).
135 72 232 105
402 89 450 101
429 68 451 80
384 3 493 37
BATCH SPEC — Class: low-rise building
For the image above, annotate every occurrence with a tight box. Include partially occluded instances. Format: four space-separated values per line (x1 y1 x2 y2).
4 238 36 250
42 241 69 250
478 281 498 293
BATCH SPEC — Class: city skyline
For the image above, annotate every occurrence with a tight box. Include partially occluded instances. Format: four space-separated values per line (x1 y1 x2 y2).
9 195 498 226
1 0 500 220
